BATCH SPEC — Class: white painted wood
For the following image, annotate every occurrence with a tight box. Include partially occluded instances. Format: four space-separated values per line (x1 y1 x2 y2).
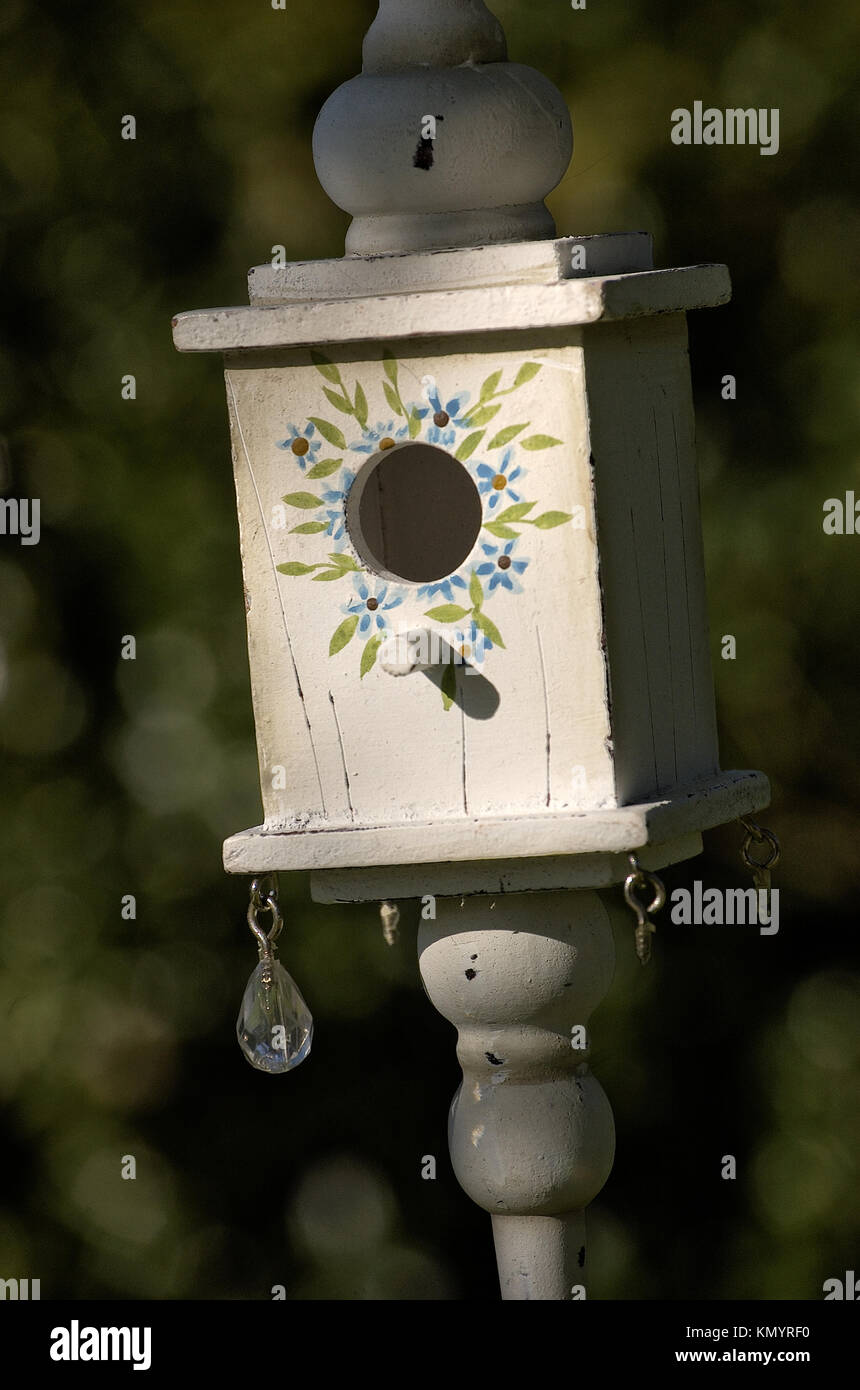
361 0 506 72
172 264 731 354
418 890 616 1300
584 314 721 800
312 0 571 254
309 833 704 903
225 337 624 833
492 1214 588 1301
225 376 329 821
247 234 654 306
223 769 770 879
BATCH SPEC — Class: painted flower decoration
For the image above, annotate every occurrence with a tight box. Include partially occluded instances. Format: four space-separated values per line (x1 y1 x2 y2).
349 419 412 455
276 349 571 694
319 468 355 541
421 375 472 447
341 574 405 636
277 422 321 470
475 447 524 511
452 618 491 666
416 572 470 604
476 538 530 594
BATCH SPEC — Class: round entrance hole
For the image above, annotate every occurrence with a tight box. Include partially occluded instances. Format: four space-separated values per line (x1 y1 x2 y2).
346 442 483 583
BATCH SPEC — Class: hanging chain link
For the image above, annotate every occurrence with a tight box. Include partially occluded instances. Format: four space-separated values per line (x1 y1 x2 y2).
738 816 781 892
247 874 283 960
623 854 667 966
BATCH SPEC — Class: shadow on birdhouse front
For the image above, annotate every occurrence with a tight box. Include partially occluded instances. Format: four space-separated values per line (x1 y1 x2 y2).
421 646 501 721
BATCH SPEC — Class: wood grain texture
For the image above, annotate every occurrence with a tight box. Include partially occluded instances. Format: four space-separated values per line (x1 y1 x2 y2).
583 314 721 804
223 769 770 881
225 338 616 832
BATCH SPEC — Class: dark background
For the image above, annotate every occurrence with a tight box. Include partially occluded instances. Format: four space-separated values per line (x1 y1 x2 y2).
0 0 857 1299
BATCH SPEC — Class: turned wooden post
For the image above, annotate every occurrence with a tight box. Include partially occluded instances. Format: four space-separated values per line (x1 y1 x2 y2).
419 892 615 1300
172 0 770 1299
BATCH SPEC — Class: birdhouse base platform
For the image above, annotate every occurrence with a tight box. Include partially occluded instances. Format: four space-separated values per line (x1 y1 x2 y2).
222 768 769 901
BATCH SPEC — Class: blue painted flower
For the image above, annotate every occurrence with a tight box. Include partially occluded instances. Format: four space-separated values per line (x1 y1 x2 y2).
421 376 472 447
319 468 355 540
452 618 491 667
475 538 529 594
277 421 321 470
416 572 470 603
341 574 405 635
349 419 411 455
475 447 524 511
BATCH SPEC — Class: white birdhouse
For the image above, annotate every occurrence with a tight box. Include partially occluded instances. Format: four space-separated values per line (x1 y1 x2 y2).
173 0 773 1301
173 249 767 904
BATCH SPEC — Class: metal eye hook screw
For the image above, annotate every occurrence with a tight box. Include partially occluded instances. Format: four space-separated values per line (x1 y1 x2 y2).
623 853 667 966
247 874 284 961
380 900 400 946
738 816 781 892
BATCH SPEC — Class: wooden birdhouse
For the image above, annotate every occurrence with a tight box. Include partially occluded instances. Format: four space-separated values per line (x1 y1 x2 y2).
172 0 771 1300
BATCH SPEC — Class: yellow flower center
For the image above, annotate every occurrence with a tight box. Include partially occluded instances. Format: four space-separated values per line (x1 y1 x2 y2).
491 473 507 490
291 438 309 456
380 437 396 450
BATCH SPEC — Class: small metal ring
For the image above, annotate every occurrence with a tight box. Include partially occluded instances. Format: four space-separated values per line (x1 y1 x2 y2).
250 874 278 910
740 821 780 872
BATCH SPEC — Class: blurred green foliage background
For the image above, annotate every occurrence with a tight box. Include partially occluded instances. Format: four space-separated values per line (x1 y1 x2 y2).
0 0 857 1300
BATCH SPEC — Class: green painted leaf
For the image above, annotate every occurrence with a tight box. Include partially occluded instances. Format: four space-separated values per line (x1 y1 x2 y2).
360 633 383 678
306 457 342 479
463 403 502 428
289 521 329 534
474 610 506 649
495 501 536 523
408 408 422 439
514 361 542 387
329 616 359 654
479 369 502 401
313 568 351 582
308 416 347 449
282 491 323 509
322 387 354 416
382 350 398 387
483 521 519 539
353 381 369 428
276 561 321 575
383 381 404 417
487 423 528 449
328 552 358 569
310 350 341 383
526 510 573 529
424 603 470 623
520 434 563 450
455 430 485 462
469 571 483 611
441 659 457 711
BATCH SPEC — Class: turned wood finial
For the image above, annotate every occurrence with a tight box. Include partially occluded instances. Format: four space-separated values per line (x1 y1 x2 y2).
362 0 507 72
312 0 573 255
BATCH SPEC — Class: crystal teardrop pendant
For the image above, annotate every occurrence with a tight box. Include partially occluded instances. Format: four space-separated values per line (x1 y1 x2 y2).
237 957 313 1074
